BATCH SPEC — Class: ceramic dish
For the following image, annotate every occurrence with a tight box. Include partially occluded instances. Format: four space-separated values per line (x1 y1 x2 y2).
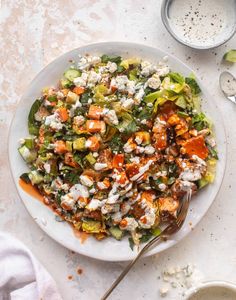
184 281 236 300
8 42 226 261
161 0 236 49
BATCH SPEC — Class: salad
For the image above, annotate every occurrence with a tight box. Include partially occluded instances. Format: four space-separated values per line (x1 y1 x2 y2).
19 53 217 247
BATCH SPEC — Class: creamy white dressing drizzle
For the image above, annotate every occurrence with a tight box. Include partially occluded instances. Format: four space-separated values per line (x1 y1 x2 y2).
168 0 236 47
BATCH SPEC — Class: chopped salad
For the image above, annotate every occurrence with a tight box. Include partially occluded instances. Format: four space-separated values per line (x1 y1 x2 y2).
19 54 218 247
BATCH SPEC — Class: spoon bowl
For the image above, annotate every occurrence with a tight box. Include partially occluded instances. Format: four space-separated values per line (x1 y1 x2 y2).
219 71 236 103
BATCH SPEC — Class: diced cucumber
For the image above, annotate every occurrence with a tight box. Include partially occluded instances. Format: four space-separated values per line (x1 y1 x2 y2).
60 78 73 88
18 145 37 163
28 170 44 185
24 138 34 149
85 152 96 165
109 226 123 240
73 137 86 151
20 173 31 183
64 69 81 81
223 50 236 63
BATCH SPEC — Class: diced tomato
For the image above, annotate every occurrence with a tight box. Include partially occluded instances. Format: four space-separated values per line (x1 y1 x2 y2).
73 86 85 95
54 140 68 154
119 219 128 228
111 86 117 93
181 135 209 159
125 163 140 179
152 130 167 150
56 107 69 122
112 154 124 169
86 135 101 151
115 170 128 185
87 105 103 120
167 114 180 126
97 149 113 169
158 101 177 120
64 152 79 168
86 120 106 133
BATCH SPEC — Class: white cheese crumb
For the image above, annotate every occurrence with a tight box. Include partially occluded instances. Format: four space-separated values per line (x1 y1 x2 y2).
94 163 108 171
80 175 94 187
159 287 169 297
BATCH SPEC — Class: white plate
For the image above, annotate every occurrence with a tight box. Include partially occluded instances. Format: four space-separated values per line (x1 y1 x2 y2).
8 42 226 261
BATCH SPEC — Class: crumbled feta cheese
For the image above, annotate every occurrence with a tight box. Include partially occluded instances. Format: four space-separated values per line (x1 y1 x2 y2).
69 100 82 117
85 140 92 148
120 217 138 231
73 115 85 126
77 55 101 70
70 184 89 199
206 136 216 147
61 194 76 210
136 146 145 154
45 113 63 130
107 61 117 73
135 136 143 145
19 138 25 145
120 97 134 109
158 183 167 191
155 64 169 77
141 60 156 76
88 98 93 104
89 188 96 194
192 155 207 167
103 109 119 125
97 182 107 190
121 202 131 215
86 199 104 210
110 75 135 95
87 70 101 88
130 156 140 164
147 73 161 89
44 163 51 174
124 141 135 153
111 211 122 223
134 87 145 104
73 72 88 87
80 175 94 187
139 207 156 229
179 168 202 181
93 152 99 158
94 163 108 171
159 287 169 297
144 145 155 155
56 91 64 99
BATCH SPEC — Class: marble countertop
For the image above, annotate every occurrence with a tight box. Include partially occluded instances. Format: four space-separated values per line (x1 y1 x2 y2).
1 1 236 299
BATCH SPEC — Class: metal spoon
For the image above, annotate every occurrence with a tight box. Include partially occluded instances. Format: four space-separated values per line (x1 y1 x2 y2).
219 71 236 104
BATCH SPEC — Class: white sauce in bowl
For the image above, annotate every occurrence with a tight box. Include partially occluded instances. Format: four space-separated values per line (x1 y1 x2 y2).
188 286 236 300
168 0 236 48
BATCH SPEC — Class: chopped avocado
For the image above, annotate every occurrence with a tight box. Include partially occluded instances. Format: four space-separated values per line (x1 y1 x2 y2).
18 145 37 163
60 78 73 88
66 91 80 104
64 69 81 81
82 219 102 233
109 226 123 240
120 58 140 69
73 137 86 151
66 141 72 152
28 170 44 185
85 152 96 165
223 50 236 63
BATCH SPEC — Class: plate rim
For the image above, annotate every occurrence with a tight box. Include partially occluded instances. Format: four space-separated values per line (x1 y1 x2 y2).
8 41 227 261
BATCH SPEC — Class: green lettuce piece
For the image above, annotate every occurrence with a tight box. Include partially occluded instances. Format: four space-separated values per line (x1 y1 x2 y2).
169 72 185 84
185 77 201 95
101 54 122 64
28 99 41 135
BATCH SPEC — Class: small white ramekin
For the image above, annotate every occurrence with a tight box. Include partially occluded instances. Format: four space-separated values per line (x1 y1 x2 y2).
184 280 236 299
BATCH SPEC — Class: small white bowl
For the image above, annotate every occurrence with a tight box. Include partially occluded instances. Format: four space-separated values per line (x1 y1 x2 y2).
184 280 236 300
